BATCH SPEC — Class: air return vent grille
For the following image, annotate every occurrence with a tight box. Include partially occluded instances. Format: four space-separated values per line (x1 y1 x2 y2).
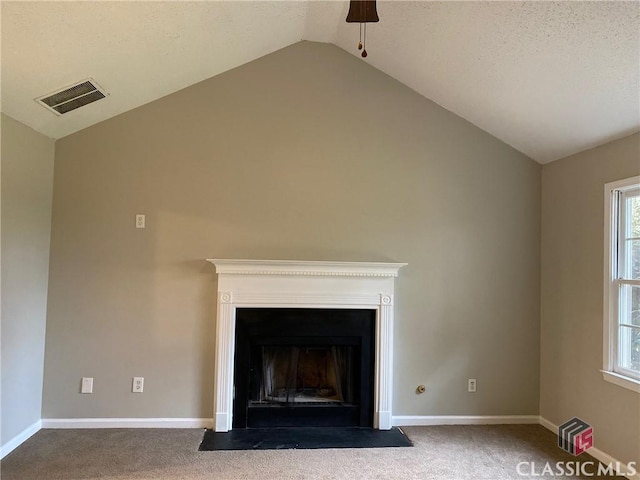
36 79 107 115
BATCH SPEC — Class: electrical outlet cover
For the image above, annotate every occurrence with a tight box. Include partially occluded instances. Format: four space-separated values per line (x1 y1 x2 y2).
132 377 144 393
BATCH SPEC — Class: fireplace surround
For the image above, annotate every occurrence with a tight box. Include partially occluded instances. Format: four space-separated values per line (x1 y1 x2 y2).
207 259 406 432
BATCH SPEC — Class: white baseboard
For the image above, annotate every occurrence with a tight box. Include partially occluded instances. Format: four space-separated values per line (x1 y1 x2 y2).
41 418 214 429
392 415 540 426
1 420 42 459
538 415 556 432
539 417 639 480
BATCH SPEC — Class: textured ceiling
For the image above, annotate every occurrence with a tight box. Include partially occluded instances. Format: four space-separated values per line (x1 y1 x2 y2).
2 1 639 163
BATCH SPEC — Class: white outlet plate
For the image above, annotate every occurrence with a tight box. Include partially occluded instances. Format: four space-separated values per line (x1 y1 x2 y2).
132 377 144 393
468 378 477 392
81 377 93 394
135 214 145 229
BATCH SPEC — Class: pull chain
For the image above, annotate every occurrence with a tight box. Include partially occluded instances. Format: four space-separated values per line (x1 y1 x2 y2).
358 23 362 50
362 23 368 57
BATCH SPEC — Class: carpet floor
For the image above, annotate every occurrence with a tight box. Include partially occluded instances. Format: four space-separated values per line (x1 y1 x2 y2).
0 424 625 479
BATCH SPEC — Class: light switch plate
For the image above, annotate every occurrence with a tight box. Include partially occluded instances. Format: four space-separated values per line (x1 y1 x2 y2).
81 377 93 394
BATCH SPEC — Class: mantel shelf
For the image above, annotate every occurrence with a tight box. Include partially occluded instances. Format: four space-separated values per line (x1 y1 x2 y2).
206 259 407 278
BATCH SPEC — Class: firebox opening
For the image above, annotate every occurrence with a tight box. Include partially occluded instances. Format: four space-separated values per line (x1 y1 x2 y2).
233 308 375 429
253 345 355 405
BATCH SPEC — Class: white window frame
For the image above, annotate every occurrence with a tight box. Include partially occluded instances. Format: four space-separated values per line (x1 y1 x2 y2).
603 175 640 393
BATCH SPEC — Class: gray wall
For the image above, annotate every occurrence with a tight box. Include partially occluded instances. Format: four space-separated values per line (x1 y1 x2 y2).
1 114 54 445
43 41 541 419
541 132 640 465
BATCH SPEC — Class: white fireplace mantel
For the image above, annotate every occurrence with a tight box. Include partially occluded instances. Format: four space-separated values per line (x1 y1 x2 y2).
207 259 407 432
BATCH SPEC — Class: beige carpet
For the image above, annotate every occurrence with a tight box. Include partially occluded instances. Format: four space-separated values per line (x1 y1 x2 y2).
0 425 624 479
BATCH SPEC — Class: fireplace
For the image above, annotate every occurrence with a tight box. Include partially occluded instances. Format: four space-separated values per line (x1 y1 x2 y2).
207 259 406 432
233 308 375 428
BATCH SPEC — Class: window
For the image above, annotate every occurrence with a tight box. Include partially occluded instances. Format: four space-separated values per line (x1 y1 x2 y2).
604 176 640 392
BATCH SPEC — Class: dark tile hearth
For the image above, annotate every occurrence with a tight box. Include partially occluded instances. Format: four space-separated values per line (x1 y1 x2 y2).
198 426 413 451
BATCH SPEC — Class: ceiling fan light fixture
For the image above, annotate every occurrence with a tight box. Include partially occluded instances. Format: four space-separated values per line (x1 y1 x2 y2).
345 0 379 23
345 0 379 58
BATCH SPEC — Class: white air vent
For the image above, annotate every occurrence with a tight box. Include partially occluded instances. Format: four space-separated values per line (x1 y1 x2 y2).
36 78 107 115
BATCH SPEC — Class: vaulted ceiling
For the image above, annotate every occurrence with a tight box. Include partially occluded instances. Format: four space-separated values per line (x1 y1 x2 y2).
2 1 639 163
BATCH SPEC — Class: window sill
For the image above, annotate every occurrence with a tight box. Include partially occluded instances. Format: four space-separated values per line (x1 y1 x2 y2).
601 370 640 393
